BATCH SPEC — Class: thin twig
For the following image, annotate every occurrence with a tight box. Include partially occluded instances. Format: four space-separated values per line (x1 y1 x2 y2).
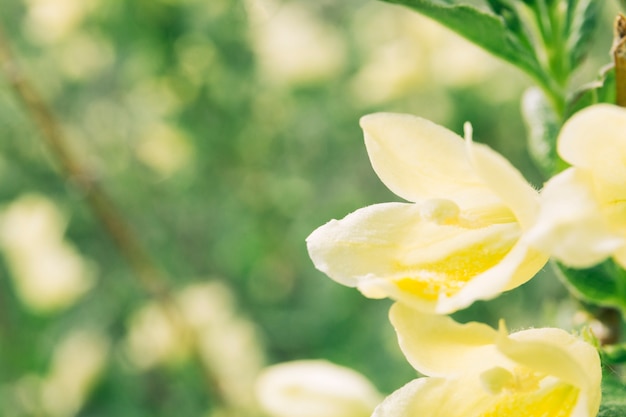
612 13 626 107
0 27 238 413
0 27 168 298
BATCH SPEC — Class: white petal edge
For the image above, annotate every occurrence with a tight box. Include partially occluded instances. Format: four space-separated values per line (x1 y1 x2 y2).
306 202 422 289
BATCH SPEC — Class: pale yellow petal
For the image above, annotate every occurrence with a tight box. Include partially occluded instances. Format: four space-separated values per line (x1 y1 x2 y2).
256 360 381 417
524 168 624 268
466 131 539 229
558 104 626 203
558 104 626 167
385 308 600 417
501 248 549 291
498 327 602 416
372 377 494 417
389 303 505 377
360 113 498 209
306 202 423 289
435 242 547 314
308 201 526 312
376 374 585 417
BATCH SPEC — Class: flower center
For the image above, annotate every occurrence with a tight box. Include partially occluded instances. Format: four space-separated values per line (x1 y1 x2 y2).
393 224 518 301
479 367 579 417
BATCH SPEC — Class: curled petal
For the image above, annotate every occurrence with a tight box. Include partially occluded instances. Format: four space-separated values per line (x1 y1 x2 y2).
558 104 626 203
361 113 498 209
558 104 626 168
524 168 624 268
375 372 587 417
389 303 503 377
434 242 547 314
465 131 539 229
372 377 494 417
386 305 601 417
307 202 532 313
497 326 601 416
256 360 381 417
309 112 547 313
307 202 423 289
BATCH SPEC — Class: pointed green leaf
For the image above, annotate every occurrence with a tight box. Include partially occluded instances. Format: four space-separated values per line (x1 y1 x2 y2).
601 343 626 365
378 0 545 82
566 65 616 119
553 259 626 316
599 374 626 417
565 0 600 68
521 87 561 176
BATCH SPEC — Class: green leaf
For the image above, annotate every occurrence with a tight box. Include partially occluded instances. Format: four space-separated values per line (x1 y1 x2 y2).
378 0 545 84
521 87 561 176
599 374 626 417
565 0 600 68
601 343 626 365
566 65 616 119
553 259 626 315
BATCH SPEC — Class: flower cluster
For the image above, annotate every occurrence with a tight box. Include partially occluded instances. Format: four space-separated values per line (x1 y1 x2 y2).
305 105 619 416
526 105 626 269
375 304 601 417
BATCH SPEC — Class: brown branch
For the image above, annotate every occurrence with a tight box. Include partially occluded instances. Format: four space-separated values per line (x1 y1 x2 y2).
0 27 241 414
612 13 626 107
0 28 168 298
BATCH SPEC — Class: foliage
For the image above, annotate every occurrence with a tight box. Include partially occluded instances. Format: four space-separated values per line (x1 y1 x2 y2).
0 0 624 416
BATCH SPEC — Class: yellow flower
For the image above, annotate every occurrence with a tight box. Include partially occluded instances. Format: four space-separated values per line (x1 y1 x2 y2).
373 303 601 417
0 194 95 313
525 104 626 269
255 360 382 417
307 113 547 314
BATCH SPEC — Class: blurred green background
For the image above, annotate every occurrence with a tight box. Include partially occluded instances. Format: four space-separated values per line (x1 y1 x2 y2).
0 0 620 415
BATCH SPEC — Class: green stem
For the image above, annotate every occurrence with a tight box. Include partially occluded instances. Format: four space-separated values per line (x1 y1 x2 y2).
528 0 569 117
533 0 553 48
532 69 566 118
547 1 569 86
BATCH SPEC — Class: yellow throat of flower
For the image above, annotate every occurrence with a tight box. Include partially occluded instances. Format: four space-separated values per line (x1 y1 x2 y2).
479 366 579 417
393 232 517 301
389 199 521 301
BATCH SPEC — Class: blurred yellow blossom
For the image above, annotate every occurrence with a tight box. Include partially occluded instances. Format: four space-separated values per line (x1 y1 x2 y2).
349 4 509 105
124 301 190 369
40 330 110 417
307 113 547 314
177 282 265 414
57 33 115 81
373 303 601 417
526 104 626 269
0 194 95 313
5 330 109 417
255 360 381 417
136 122 194 177
248 0 347 86
124 281 265 414
23 0 96 44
